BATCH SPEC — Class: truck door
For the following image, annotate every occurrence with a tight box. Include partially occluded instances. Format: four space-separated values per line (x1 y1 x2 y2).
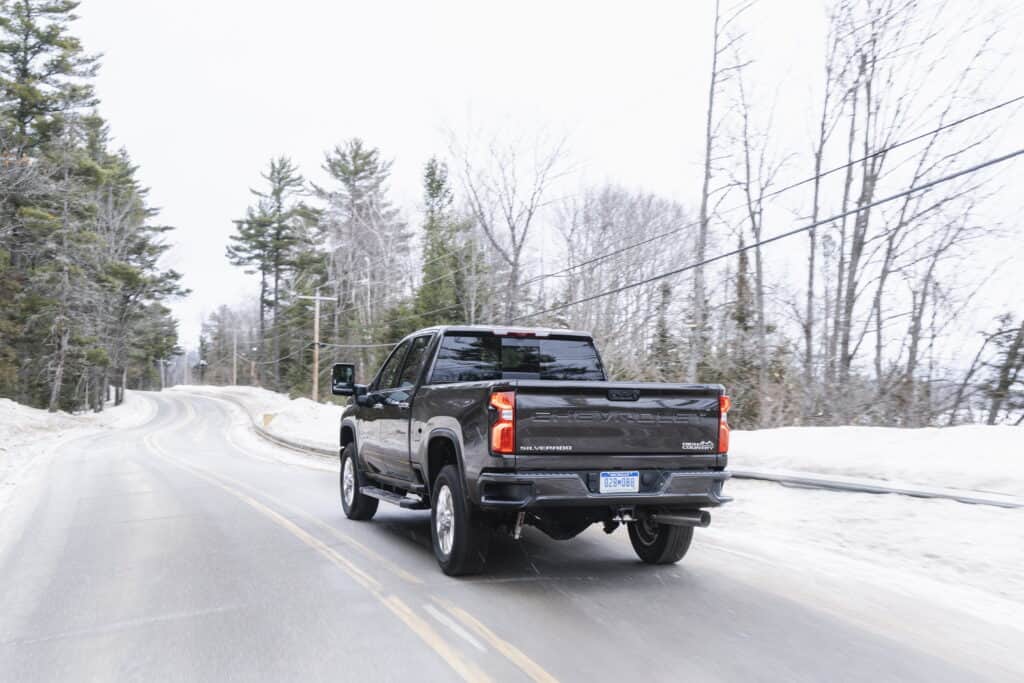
359 339 410 477
375 334 433 481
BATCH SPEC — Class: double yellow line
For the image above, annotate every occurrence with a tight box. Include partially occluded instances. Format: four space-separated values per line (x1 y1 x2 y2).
141 393 557 683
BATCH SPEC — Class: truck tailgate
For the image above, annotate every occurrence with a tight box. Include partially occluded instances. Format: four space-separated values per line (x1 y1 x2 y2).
514 380 722 455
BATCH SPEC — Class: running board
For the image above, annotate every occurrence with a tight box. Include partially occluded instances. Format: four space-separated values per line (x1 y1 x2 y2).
361 486 429 510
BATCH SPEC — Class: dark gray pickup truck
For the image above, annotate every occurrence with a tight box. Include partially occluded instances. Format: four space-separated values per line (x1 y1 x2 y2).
331 325 731 575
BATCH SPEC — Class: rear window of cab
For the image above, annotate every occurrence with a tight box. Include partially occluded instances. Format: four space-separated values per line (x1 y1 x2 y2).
429 334 605 383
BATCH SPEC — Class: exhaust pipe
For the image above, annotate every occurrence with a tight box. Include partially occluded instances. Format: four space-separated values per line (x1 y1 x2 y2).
650 510 711 528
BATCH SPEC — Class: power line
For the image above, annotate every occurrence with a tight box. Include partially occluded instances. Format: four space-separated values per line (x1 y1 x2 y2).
520 93 1024 289
513 148 1024 322
224 96 1024 357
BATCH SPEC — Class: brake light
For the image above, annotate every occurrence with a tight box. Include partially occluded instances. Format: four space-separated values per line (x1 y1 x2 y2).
718 395 731 454
490 391 516 455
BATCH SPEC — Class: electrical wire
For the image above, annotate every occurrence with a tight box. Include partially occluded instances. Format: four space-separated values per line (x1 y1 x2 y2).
227 96 1024 358
512 148 1024 322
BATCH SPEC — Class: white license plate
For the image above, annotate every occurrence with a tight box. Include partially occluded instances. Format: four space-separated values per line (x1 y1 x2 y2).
599 471 639 494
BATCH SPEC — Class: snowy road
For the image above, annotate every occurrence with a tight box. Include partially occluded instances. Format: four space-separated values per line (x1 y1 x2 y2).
1 391 1021 682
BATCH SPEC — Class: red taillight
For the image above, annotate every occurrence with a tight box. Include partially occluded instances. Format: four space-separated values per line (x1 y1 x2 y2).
490 390 516 455
718 394 731 454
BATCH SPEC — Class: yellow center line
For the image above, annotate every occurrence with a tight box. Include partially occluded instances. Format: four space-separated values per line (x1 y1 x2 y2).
140 422 491 683
433 598 559 683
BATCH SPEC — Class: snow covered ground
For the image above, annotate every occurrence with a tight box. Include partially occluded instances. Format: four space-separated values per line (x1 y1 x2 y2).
730 425 1024 496
171 384 1023 628
0 391 155 512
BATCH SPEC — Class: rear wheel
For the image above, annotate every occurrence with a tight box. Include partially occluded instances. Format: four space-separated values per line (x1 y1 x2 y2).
340 444 378 521
431 465 490 576
628 517 693 564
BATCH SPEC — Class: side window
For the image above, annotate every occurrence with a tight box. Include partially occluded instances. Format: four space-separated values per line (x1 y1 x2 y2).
375 340 410 391
430 334 501 383
396 335 432 389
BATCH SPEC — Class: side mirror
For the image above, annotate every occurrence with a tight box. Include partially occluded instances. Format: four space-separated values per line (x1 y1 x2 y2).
331 363 356 396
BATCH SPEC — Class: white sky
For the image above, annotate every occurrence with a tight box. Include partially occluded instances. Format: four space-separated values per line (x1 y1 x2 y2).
74 0 1023 350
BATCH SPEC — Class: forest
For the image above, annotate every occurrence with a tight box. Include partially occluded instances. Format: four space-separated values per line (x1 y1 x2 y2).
0 0 183 411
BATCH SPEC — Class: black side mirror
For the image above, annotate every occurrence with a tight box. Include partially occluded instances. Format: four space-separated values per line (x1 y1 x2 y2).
331 363 356 396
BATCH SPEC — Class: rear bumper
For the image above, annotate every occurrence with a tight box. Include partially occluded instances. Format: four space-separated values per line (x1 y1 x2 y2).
476 469 732 510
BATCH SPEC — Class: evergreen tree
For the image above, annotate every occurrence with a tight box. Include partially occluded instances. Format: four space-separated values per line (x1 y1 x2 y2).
0 0 98 154
650 281 679 380
316 139 409 370
723 234 759 428
226 156 312 389
0 2 184 410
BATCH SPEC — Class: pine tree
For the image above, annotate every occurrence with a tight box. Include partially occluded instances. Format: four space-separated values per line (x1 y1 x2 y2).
724 233 759 428
0 2 184 409
0 0 98 155
414 158 460 326
226 156 312 389
650 281 679 380
316 139 409 370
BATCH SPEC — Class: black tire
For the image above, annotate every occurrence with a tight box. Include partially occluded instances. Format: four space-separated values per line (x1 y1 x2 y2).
430 465 490 576
340 444 378 521
628 518 693 564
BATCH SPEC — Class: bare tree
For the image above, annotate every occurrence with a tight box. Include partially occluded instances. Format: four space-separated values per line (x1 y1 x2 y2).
691 0 754 380
729 57 786 426
453 129 566 321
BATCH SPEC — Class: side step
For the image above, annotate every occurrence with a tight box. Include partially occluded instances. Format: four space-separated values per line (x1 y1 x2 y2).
361 486 429 510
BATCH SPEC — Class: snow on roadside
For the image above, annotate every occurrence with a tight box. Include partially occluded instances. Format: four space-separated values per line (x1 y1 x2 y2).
706 479 1024 629
730 425 1024 497
0 391 155 506
171 385 343 448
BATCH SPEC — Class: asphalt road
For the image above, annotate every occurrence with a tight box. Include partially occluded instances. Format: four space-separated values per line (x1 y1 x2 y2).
0 391 1019 682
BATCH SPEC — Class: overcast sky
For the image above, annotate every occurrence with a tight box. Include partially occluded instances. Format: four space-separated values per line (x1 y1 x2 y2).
74 0 1023 349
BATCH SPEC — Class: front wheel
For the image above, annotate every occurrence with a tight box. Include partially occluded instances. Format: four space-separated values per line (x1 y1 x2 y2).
431 465 490 576
628 518 693 564
340 444 378 521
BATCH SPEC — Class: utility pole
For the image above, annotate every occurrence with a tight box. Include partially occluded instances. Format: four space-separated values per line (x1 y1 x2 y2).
297 286 335 401
232 328 238 385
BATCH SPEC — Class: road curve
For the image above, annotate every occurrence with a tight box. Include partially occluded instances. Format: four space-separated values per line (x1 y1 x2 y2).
0 391 1018 682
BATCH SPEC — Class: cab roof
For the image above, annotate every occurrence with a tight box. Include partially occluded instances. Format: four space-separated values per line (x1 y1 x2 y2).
412 324 593 339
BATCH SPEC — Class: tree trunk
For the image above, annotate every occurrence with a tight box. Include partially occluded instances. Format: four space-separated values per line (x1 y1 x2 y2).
691 0 722 383
48 327 69 413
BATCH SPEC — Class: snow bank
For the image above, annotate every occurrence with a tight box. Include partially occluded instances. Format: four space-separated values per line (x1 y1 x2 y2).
266 397 342 447
708 480 1024 628
0 391 155 500
730 425 1024 497
171 385 343 450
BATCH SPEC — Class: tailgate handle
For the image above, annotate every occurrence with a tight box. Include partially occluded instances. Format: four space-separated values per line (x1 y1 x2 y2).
607 389 640 401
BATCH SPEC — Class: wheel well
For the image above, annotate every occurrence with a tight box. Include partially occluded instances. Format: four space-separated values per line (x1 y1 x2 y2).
340 425 355 453
427 436 459 492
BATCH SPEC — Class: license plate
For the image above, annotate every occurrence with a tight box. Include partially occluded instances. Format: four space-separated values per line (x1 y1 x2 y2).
599 470 639 494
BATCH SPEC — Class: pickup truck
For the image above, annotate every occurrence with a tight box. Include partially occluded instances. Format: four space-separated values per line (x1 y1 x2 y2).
331 325 731 575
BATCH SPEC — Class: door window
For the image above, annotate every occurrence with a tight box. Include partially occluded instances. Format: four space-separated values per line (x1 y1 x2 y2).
396 335 433 389
375 340 410 391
